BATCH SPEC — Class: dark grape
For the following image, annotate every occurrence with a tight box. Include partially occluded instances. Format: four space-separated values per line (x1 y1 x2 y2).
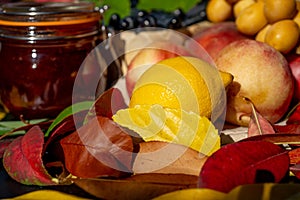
110 0 209 30
140 15 156 27
167 16 182 29
109 13 121 30
173 8 185 20
120 16 136 30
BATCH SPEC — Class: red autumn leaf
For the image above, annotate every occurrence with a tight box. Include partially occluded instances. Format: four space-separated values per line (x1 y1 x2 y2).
287 103 300 125
60 116 134 178
273 124 300 134
85 88 127 121
241 133 300 148
43 111 86 152
2 126 56 185
248 104 276 137
0 138 14 158
199 141 290 193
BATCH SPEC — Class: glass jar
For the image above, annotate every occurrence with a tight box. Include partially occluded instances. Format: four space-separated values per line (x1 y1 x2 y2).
0 2 103 119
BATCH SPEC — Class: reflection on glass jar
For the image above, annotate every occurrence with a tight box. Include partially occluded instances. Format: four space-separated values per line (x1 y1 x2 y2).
0 2 103 119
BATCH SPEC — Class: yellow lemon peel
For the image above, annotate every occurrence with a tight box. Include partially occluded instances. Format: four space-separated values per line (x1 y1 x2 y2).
113 104 220 156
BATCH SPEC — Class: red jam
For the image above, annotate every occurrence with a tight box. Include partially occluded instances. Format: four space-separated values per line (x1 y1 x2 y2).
0 2 103 119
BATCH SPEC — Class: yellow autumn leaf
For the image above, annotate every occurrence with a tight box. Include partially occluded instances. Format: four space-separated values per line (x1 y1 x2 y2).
9 190 89 200
153 188 226 200
112 104 220 156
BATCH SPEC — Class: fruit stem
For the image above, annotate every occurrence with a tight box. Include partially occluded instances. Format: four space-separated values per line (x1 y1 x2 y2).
244 97 263 135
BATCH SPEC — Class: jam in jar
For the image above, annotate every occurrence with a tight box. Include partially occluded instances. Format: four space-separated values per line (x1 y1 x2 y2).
0 2 103 119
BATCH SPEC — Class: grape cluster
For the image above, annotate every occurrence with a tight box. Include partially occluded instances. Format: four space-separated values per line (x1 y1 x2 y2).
108 1 208 30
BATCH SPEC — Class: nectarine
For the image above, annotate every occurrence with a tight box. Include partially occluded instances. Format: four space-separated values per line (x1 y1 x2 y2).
186 22 248 61
215 39 294 126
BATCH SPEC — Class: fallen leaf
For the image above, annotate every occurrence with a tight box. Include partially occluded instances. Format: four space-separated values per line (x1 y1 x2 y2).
286 103 300 125
153 188 225 200
60 116 134 178
273 124 300 134
247 100 275 137
241 133 300 147
0 138 14 158
133 141 207 176
3 126 56 185
199 141 290 193
74 173 198 200
85 88 127 121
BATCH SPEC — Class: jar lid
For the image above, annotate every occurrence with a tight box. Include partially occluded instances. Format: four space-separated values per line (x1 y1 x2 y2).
0 2 101 26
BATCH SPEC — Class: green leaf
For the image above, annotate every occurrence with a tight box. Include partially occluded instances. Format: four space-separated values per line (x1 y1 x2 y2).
98 0 131 25
0 119 47 136
44 101 94 137
137 0 200 13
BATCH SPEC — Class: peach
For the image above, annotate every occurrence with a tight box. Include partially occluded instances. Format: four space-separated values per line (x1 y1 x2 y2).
125 41 192 96
215 39 294 126
185 22 248 61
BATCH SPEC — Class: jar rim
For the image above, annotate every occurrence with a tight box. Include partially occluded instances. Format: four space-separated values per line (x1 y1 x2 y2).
0 2 95 16
0 2 101 26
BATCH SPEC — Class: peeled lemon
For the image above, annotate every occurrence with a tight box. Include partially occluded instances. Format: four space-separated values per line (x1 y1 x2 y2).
129 56 233 121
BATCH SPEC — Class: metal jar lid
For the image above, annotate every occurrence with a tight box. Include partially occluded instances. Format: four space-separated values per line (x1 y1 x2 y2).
0 2 102 40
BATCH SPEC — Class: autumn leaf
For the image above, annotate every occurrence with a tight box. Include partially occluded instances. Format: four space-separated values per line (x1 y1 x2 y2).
241 133 300 147
132 141 207 176
247 100 275 137
74 173 198 200
3 126 56 186
199 141 290 193
0 138 14 158
60 116 134 178
273 124 300 134
85 87 127 122
286 102 300 125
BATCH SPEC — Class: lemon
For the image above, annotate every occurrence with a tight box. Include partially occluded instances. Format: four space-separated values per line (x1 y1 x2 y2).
112 104 220 156
129 56 233 121
265 19 300 53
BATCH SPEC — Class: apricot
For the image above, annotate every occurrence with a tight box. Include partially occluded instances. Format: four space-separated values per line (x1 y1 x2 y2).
264 0 297 23
294 11 300 27
206 0 232 23
255 24 271 42
265 20 300 54
235 2 267 35
233 0 255 18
